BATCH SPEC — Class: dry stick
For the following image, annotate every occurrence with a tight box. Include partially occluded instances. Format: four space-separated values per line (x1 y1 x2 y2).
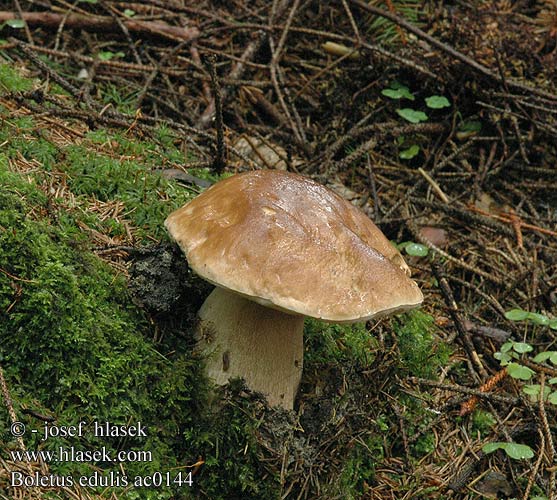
11 38 85 103
7 42 190 78
459 368 508 416
523 427 546 500
0 11 200 43
192 45 212 103
328 137 377 177
340 0 361 42
196 31 267 129
349 0 557 101
268 0 307 150
538 374 556 499
103 3 143 65
366 155 381 221
431 263 488 380
136 39 193 109
53 2 75 52
404 201 508 287
13 0 33 44
409 377 520 405
207 55 226 174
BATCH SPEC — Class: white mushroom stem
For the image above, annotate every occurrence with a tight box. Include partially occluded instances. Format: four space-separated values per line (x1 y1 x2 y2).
197 287 304 409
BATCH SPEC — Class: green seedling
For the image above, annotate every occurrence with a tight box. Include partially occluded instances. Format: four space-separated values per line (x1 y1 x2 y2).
504 308 557 329
425 95 450 109
397 241 429 257
399 144 420 160
397 108 428 123
482 442 534 460
97 51 125 61
382 81 415 100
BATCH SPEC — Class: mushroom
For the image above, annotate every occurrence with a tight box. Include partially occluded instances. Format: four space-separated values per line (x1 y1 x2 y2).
165 170 423 409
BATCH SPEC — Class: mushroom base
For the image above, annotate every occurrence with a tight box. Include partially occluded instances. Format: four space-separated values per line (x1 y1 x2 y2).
197 287 304 409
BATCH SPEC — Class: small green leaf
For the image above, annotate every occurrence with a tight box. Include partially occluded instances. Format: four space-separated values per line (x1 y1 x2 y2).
382 89 404 99
548 377 557 385
549 319 557 330
502 443 534 460
399 145 420 159
483 442 534 460
482 442 503 454
124 9 136 17
425 95 450 109
98 51 125 61
533 351 557 364
500 341 514 353
526 312 549 326
381 82 414 100
6 19 26 28
504 308 529 321
397 108 428 123
548 392 557 405
459 120 482 132
494 351 512 366
512 342 533 354
523 384 541 396
506 362 534 380
523 385 551 402
404 243 429 257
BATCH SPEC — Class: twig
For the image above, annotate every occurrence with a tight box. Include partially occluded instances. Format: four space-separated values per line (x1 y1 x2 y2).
197 30 268 128
417 167 449 204
207 54 226 174
409 377 520 405
1 11 200 43
431 262 488 380
459 368 508 416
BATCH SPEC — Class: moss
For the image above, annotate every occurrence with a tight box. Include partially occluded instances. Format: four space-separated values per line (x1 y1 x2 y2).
0 167 208 494
394 310 450 378
0 63 34 92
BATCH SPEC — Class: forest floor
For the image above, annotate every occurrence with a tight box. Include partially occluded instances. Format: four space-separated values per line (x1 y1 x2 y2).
1 1 557 499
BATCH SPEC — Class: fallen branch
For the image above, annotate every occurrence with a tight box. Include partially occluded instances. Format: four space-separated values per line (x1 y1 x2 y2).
0 11 199 43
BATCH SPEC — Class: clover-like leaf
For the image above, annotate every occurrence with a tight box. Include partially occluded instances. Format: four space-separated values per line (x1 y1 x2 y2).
506 362 534 380
500 341 514 353
399 144 420 160
533 351 557 365
526 312 549 326
381 82 415 100
404 243 429 257
548 392 557 405
6 19 26 28
483 442 534 460
504 308 529 321
425 95 450 109
512 342 533 354
397 108 428 123
502 443 534 460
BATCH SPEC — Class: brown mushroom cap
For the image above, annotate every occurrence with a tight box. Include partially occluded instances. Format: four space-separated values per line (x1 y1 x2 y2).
165 170 423 322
